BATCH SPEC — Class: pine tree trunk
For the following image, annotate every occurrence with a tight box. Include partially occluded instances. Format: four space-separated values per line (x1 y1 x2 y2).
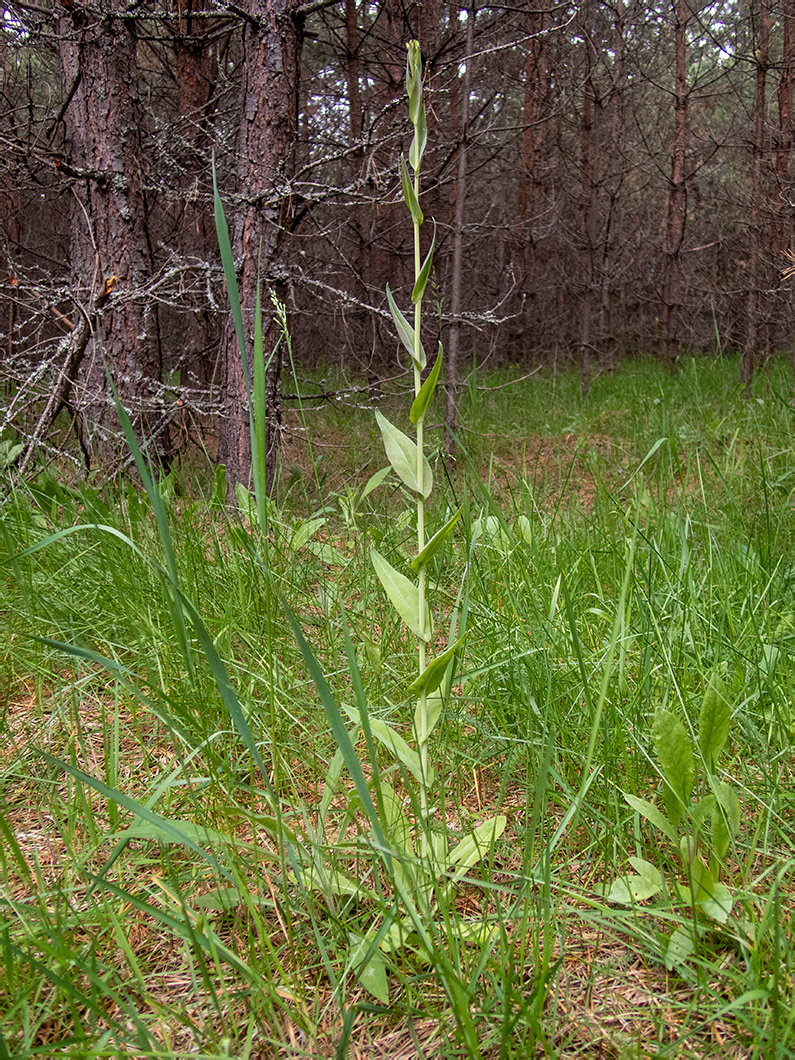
59 0 161 466
218 0 303 498
742 0 771 399
661 0 689 370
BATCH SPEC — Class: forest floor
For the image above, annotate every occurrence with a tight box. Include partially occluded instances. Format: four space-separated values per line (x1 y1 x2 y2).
1 354 793 1058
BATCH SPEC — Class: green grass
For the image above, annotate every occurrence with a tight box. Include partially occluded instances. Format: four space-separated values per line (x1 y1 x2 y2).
0 354 793 1058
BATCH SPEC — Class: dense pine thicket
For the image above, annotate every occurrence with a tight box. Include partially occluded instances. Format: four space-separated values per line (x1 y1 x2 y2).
1 0 793 482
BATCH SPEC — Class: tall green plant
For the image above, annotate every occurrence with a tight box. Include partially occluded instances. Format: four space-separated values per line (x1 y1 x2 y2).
372 41 467 835
285 43 505 1027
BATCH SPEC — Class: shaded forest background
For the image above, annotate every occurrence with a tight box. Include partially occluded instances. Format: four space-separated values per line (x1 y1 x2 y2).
1 0 793 489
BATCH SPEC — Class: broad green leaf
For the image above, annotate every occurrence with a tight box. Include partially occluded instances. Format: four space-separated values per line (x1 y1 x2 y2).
40 754 228 879
192 887 246 912
608 873 662 905
713 780 740 860
608 857 664 904
411 505 463 572
401 155 423 226
412 222 436 304
483 514 512 556
371 547 430 640
652 708 694 826
363 634 382 675
291 516 326 551
306 540 348 566
414 689 444 745
410 342 443 425
698 672 731 771
114 819 229 848
516 514 533 544
629 856 665 883
699 880 733 923
380 782 414 861
360 466 392 501
664 926 695 970
623 793 678 843
409 105 427 171
378 917 412 954
691 794 717 833
349 933 390 1004
303 867 372 900
409 632 468 696
446 816 506 882
375 410 432 497
678 861 733 922
386 283 425 369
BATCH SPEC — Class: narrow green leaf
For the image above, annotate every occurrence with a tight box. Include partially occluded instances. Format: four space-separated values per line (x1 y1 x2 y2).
386 283 425 369
213 161 248 387
652 708 694 823
410 342 443 426
405 40 423 125
368 718 424 784
698 672 731 771
446 815 506 881
412 222 436 304
341 704 428 787
411 505 462 572
371 547 430 641
409 632 468 696
360 466 392 500
107 373 194 680
281 596 385 848
291 516 326 551
251 261 269 526
624 792 679 843
401 155 424 226
39 754 227 878
375 409 433 497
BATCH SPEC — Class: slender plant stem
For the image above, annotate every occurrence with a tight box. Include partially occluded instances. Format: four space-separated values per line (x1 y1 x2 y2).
413 166 430 818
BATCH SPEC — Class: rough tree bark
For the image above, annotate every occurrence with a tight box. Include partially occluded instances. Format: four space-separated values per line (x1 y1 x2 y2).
578 0 597 398
59 0 161 465
218 0 303 497
742 0 771 399
516 0 549 346
661 0 689 369
174 0 219 390
773 0 794 388
598 0 625 376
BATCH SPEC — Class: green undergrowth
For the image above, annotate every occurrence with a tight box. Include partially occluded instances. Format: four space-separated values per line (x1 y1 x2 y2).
0 355 793 1058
